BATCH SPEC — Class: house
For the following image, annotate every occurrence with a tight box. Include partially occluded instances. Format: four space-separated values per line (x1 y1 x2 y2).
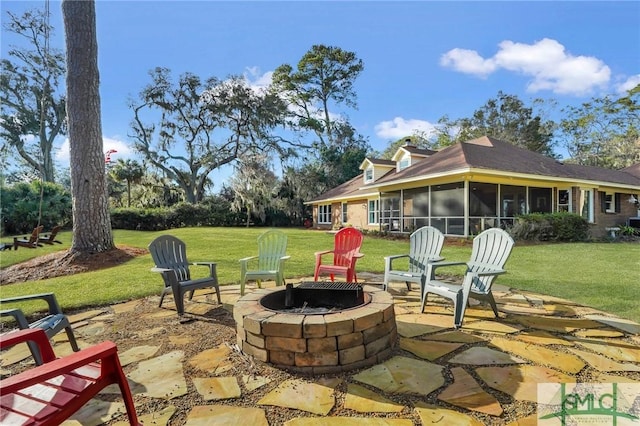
307 136 640 238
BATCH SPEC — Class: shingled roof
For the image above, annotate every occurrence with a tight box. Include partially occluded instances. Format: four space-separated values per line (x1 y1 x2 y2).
309 136 640 203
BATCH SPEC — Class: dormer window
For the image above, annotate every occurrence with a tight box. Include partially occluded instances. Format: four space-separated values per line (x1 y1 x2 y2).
398 153 411 171
364 167 374 183
398 158 410 171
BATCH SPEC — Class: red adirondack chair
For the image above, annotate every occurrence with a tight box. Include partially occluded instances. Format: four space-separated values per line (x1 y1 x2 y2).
314 227 364 283
0 328 141 425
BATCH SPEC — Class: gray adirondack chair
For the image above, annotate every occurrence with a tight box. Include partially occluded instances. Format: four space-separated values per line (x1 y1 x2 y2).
421 228 514 328
383 226 445 292
148 235 221 316
239 230 289 295
0 293 79 365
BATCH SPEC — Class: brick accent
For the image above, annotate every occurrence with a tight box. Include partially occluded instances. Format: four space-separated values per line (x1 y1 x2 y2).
303 315 327 338
337 331 364 349
339 345 365 364
270 350 295 366
362 318 396 344
243 310 276 335
265 336 306 353
365 333 393 358
262 313 303 338
295 351 339 367
242 341 268 362
325 312 354 336
307 336 337 353
353 307 384 332
246 331 265 349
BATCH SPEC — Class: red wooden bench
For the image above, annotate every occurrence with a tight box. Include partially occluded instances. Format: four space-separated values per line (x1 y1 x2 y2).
0 328 141 425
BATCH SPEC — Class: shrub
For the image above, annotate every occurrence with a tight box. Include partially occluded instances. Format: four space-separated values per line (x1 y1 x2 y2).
510 213 589 242
0 181 72 235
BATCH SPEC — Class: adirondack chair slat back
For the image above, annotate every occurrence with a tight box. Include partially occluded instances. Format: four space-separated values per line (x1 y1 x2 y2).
28 226 44 243
468 228 514 294
149 235 191 281
257 230 288 271
332 228 363 268
408 226 445 273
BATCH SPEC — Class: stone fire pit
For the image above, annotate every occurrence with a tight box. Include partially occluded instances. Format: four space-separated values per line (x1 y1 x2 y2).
233 283 397 374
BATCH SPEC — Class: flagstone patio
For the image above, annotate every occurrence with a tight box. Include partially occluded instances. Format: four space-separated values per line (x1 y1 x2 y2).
1 275 639 425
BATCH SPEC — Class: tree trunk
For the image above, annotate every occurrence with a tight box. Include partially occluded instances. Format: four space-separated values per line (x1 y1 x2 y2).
62 0 114 253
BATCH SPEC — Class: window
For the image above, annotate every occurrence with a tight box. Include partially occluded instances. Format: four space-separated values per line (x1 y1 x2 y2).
318 205 332 224
398 155 410 171
605 192 615 213
368 199 379 224
580 189 594 223
469 182 497 216
341 203 348 223
364 167 373 183
558 189 571 212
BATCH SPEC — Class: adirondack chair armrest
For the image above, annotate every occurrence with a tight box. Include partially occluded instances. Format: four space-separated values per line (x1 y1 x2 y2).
279 255 291 261
0 308 33 329
238 256 257 264
430 256 445 262
384 254 408 271
0 328 57 363
1 338 119 394
353 252 364 258
150 266 174 273
193 261 217 277
1 292 64 316
314 250 333 262
471 268 506 277
425 260 467 279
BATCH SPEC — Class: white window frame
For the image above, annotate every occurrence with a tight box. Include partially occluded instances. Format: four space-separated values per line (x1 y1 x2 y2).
341 202 348 223
318 204 332 224
364 167 374 183
579 189 594 223
605 192 615 213
368 199 379 225
558 188 572 212
398 154 410 171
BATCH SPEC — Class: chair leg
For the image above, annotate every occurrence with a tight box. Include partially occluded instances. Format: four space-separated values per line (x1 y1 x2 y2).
173 287 185 316
405 281 412 291
486 292 499 318
453 291 465 328
65 326 80 352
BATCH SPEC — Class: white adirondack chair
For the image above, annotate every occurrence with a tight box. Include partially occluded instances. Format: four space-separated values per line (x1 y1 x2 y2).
421 228 514 328
383 226 445 292
239 230 290 295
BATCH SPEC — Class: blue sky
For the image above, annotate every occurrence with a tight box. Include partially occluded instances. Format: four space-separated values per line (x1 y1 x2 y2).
2 1 639 184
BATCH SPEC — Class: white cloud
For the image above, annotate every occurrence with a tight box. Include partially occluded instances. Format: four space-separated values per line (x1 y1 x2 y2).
616 74 640 94
374 117 437 140
441 38 611 96
243 66 273 91
56 136 133 166
439 48 497 78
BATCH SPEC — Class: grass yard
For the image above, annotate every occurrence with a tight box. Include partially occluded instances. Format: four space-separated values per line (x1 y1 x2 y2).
1 227 638 321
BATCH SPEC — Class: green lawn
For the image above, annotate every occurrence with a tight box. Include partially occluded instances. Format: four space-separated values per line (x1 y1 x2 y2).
1 228 638 321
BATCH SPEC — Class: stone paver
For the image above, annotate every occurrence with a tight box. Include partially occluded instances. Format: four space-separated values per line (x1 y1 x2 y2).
449 346 527 365
489 336 586 374
511 330 573 346
352 355 444 395
112 405 176 426
415 402 485 425
585 314 640 334
258 379 335 415
62 398 124 426
184 405 268 426
193 376 241 400
117 345 160 366
126 350 188 399
462 320 522 334
566 336 640 362
421 330 486 344
189 344 234 373
395 313 452 337
437 367 503 416
241 374 272 392
476 365 574 402
399 337 463 361
344 383 404 413
567 347 640 372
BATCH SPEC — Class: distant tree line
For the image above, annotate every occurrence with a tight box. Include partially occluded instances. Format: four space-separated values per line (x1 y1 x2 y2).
1 7 638 232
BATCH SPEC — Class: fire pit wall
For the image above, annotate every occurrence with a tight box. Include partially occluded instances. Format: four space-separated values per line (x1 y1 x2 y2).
233 285 397 375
